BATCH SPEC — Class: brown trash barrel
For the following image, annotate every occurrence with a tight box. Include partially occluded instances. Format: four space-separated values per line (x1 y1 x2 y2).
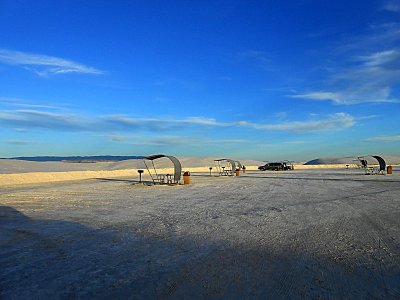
387 166 393 174
183 171 191 184
235 169 240 176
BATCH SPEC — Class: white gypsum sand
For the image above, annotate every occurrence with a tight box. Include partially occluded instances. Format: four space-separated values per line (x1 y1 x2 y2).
1 167 399 298
0 158 265 186
0 157 386 186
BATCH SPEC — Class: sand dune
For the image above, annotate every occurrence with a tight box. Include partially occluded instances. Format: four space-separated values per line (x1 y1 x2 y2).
0 167 260 186
1 157 397 186
0 158 263 186
305 155 400 165
0 157 264 174
293 163 360 169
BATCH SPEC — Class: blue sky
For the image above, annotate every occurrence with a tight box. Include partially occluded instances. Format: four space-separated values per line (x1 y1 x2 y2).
0 0 399 161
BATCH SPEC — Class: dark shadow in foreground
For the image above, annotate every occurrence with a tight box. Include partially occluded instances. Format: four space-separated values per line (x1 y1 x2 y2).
1 206 400 299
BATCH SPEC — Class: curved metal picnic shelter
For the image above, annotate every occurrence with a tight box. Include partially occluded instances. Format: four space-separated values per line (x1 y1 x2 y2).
214 158 236 175
357 155 386 174
140 154 182 184
372 155 386 173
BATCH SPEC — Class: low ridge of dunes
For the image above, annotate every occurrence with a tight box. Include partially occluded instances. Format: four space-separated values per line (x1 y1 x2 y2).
305 155 400 165
0 157 264 175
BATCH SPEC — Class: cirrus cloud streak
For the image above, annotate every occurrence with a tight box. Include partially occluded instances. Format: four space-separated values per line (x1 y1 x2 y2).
365 135 400 142
0 109 356 134
0 48 104 76
292 24 400 104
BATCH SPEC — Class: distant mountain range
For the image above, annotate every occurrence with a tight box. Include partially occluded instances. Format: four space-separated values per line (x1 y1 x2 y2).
0 156 143 162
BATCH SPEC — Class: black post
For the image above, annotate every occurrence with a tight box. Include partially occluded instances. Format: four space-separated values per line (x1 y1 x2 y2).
209 167 212 176
138 169 144 183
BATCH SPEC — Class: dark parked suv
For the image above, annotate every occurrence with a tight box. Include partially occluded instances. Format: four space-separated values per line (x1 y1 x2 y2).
258 162 293 171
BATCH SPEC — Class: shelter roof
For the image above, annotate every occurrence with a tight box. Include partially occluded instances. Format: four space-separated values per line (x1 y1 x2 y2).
141 154 182 182
143 154 168 160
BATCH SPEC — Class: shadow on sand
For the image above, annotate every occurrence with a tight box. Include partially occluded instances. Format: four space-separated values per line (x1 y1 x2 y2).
94 178 180 186
238 174 400 183
94 178 152 184
1 206 400 299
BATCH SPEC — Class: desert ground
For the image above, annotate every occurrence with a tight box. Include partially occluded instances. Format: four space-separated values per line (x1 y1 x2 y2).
1 166 400 299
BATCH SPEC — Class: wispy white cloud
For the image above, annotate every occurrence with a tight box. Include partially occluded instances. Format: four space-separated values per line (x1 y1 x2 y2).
181 117 228 126
210 139 249 143
358 50 400 67
291 90 399 105
105 134 201 146
282 141 306 144
105 134 142 142
357 114 381 120
0 49 104 76
292 23 400 104
127 136 190 146
292 92 343 103
0 110 229 132
6 140 33 145
14 128 28 133
239 113 355 133
0 96 65 110
105 134 250 146
365 135 400 142
0 109 356 133
105 115 175 132
105 115 231 131
337 22 400 54
383 1 400 12
0 109 96 130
